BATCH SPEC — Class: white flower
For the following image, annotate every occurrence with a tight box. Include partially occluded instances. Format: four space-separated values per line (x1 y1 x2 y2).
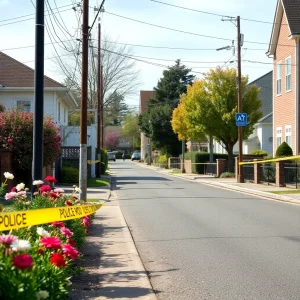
36 290 49 299
36 227 50 237
10 239 31 251
4 172 14 180
16 183 25 191
32 180 44 186
74 187 82 193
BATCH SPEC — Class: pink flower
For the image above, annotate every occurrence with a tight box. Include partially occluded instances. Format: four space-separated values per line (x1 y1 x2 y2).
7 138 13 143
82 217 89 227
45 176 56 183
50 221 64 228
39 185 51 193
54 188 64 193
16 191 27 198
0 234 18 245
40 237 61 249
60 227 73 238
5 192 17 200
12 254 33 270
62 244 79 260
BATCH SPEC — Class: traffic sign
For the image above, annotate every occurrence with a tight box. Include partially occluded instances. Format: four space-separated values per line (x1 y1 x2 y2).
236 113 248 126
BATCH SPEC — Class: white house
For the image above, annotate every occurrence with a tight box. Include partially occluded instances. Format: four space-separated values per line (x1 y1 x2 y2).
0 52 77 124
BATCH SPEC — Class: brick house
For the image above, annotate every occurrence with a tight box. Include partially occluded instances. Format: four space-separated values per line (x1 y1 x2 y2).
267 0 300 155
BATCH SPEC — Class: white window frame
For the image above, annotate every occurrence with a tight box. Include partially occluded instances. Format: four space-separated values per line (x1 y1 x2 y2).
276 127 282 148
285 125 292 147
16 100 31 112
285 56 292 92
276 61 282 96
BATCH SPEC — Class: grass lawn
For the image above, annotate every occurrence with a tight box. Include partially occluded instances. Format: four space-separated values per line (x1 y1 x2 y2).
86 199 101 202
87 178 109 187
171 170 181 174
269 190 300 194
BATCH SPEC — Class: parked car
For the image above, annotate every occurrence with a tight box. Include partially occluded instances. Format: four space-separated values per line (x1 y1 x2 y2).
107 152 116 162
131 152 141 161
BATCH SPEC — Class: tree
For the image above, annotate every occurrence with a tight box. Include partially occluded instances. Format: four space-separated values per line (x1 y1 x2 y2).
121 112 140 150
139 60 195 156
104 131 120 150
178 67 263 170
58 36 141 110
68 112 95 126
104 92 131 125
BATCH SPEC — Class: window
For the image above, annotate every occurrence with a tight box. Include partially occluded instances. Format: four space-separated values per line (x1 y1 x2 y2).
58 102 61 122
285 125 292 147
276 62 282 95
286 57 292 91
16 100 31 112
276 127 282 148
63 108 67 124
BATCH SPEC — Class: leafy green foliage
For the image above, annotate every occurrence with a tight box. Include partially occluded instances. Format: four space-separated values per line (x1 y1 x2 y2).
61 165 79 184
139 60 195 156
100 149 108 175
275 141 293 157
249 149 269 156
157 154 168 165
68 112 95 126
121 112 140 149
220 172 235 178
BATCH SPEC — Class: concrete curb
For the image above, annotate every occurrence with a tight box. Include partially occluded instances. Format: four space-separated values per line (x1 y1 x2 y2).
137 163 300 206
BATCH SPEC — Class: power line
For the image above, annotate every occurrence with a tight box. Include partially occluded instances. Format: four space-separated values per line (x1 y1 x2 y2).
88 0 105 34
104 11 296 48
149 0 287 25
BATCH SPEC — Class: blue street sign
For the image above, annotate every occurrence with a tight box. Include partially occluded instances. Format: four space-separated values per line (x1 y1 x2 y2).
236 113 248 126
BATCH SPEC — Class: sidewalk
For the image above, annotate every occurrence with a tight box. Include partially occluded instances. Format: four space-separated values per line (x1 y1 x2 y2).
70 178 157 300
140 163 300 205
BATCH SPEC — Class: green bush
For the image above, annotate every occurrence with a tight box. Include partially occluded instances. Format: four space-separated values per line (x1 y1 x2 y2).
249 149 268 156
61 165 79 183
220 172 235 178
100 149 108 174
158 154 168 165
275 141 293 157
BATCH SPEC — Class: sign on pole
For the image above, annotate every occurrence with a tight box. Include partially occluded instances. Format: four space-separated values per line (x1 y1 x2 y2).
236 113 248 126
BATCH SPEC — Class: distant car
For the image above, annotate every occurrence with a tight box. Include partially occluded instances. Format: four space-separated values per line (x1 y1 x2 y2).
107 152 116 162
131 152 141 161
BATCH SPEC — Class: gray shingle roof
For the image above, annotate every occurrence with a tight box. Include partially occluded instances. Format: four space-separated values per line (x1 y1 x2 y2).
282 0 300 35
248 71 273 121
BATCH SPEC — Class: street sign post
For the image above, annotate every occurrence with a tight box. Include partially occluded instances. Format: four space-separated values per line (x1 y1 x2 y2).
236 113 248 126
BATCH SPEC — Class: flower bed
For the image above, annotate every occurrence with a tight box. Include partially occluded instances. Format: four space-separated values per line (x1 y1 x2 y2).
0 173 94 299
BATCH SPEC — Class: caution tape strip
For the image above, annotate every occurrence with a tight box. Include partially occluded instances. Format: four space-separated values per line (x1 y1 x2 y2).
0 203 104 231
239 155 300 166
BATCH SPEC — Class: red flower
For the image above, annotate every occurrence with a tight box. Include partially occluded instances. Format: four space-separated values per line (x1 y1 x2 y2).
45 176 56 183
39 185 51 193
65 200 73 206
49 192 59 199
37 248 44 254
12 254 33 270
68 239 76 247
62 244 79 260
50 253 66 267
7 138 13 143
40 237 61 249
50 221 64 228
11 187 17 192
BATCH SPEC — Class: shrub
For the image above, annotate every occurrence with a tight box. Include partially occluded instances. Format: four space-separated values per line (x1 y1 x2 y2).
100 149 108 175
249 149 268 156
158 154 168 165
275 141 293 157
0 109 61 174
61 165 79 183
220 172 235 178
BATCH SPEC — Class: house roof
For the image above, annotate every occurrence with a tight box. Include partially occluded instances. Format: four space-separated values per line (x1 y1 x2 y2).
0 52 65 88
248 71 273 119
267 0 300 56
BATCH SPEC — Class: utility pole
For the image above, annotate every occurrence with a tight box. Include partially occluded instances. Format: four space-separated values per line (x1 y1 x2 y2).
79 0 89 200
100 65 104 148
32 0 44 184
237 16 244 183
96 22 101 178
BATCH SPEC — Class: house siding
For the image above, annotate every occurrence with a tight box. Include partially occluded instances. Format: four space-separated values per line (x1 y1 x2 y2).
273 11 296 155
259 123 273 154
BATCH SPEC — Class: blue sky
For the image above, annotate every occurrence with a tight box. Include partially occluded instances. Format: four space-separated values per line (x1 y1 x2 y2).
0 0 277 107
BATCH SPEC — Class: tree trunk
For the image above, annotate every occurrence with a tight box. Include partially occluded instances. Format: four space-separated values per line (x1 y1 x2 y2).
226 144 234 173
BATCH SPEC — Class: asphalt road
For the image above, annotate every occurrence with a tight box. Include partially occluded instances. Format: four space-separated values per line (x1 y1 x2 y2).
111 160 300 300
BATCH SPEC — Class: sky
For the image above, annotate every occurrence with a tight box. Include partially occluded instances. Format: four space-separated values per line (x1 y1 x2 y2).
0 0 277 109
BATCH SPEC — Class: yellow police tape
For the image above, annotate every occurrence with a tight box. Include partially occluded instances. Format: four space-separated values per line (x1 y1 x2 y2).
0 203 104 231
239 155 300 166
